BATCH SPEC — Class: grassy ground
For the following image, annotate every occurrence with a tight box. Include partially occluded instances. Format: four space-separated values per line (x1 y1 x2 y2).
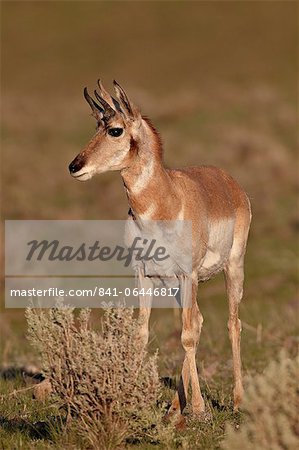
1 1 298 449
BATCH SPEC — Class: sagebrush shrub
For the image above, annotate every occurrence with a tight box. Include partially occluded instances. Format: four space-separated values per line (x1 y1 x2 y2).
222 351 299 450
26 304 162 449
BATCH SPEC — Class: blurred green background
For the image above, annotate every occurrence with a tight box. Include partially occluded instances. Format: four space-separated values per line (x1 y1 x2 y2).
1 0 298 401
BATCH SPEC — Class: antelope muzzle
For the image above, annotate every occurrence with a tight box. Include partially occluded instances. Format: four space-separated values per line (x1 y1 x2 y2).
68 154 91 181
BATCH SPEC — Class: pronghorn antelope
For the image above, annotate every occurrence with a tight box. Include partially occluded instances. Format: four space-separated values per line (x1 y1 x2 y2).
69 80 252 417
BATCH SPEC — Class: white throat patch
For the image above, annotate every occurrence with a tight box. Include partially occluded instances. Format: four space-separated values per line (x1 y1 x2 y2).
130 157 155 194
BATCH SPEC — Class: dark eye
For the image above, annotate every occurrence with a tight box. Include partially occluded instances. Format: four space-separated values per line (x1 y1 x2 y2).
108 127 123 137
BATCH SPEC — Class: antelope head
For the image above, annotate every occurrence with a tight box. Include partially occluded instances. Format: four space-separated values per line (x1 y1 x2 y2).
69 80 142 181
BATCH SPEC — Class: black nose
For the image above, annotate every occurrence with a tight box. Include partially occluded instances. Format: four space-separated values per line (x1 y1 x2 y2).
69 161 78 173
69 158 83 174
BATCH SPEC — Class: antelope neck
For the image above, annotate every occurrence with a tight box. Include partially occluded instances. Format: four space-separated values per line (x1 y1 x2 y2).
121 120 172 218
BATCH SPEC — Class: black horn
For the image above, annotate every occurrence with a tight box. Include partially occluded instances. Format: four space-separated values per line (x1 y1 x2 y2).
113 80 139 118
83 87 103 121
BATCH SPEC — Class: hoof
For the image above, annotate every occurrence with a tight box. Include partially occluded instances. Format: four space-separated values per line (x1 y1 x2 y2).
233 386 244 411
233 403 241 412
175 414 186 430
164 406 180 423
164 412 186 430
191 401 206 417
233 394 243 411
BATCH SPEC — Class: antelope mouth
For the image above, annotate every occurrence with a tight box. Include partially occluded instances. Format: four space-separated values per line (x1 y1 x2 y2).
73 172 87 178
71 170 94 181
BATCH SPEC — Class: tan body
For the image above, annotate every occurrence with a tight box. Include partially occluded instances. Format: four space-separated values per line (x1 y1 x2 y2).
69 80 251 417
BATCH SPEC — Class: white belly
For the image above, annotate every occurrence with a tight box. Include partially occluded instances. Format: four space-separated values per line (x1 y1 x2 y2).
125 216 235 283
198 218 235 281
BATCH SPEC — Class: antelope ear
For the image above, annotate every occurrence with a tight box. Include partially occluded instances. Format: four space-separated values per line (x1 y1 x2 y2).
113 80 140 120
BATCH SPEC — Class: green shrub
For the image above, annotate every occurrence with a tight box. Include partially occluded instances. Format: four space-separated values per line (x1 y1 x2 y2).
222 351 299 450
26 304 162 449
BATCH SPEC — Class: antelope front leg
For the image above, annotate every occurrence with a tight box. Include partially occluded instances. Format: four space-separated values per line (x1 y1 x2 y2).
137 269 153 348
181 277 205 415
169 276 204 417
167 355 190 418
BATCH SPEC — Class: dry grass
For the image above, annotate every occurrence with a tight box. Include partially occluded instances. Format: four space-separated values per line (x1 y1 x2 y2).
222 351 299 450
25 304 162 449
